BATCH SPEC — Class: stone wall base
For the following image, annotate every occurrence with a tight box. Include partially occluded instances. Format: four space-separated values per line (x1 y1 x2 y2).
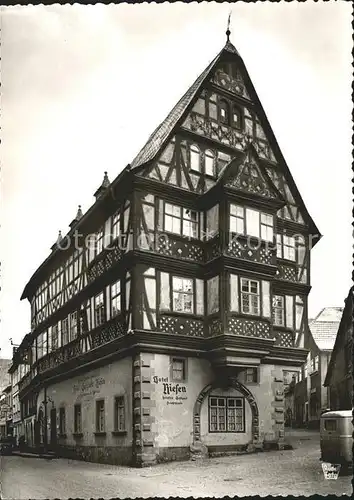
56 445 133 466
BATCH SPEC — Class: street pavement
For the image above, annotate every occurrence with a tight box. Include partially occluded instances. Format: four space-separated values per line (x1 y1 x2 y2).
0 429 352 499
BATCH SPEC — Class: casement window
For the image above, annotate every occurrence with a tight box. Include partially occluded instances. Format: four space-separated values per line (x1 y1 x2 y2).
209 397 245 432
160 273 204 316
190 144 201 172
272 295 285 326
230 274 270 318
110 280 121 318
245 367 258 384
172 277 194 314
96 228 104 256
241 278 260 316
70 312 78 341
163 202 199 239
205 149 215 176
304 363 308 379
74 404 82 434
232 105 242 130
37 333 43 359
205 204 219 240
310 355 319 374
207 276 219 315
114 396 125 432
61 317 69 345
171 358 187 382
219 99 230 125
272 294 294 329
112 210 121 241
229 204 274 242
96 400 105 432
276 234 296 261
94 292 105 328
59 407 66 435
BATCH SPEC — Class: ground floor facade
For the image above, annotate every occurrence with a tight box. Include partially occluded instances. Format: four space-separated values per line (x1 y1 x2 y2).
20 352 303 466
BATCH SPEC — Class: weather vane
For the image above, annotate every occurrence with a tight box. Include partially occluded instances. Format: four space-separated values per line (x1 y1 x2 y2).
226 11 232 43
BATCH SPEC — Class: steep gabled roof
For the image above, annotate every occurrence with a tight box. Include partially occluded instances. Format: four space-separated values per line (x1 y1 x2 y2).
309 307 343 351
130 42 239 170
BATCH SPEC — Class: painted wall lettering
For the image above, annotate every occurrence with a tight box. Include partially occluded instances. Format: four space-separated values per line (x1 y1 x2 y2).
153 376 188 405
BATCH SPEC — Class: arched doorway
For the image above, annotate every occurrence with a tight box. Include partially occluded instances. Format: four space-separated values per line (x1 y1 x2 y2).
192 378 259 446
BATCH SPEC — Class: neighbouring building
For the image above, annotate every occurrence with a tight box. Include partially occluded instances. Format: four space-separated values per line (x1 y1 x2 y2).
0 358 11 393
8 346 28 443
14 30 320 466
324 288 353 410
0 384 13 438
286 307 343 428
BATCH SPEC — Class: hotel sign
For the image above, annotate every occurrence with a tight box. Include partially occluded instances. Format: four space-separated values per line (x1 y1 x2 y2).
152 376 187 405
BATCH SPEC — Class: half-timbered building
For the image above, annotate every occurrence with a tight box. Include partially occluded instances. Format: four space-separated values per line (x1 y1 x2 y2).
16 32 320 466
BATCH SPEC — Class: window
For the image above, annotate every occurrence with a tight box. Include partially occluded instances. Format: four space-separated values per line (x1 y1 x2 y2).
94 292 105 328
207 276 219 314
110 281 121 318
171 358 186 381
311 355 319 373
190 145 201 172
277 234 296 261
209 397 244 432
232 106 242 129
114 397 125 432
172 277 194 313
112 210 121 241
241 279 260 315
245 367 258 383
59 407 66 435
272 295 285 326
163 202 199 239
219 100 229 125
74 404 82 434
70 312 78 341
96 228 104 256
229 204 273 241
96 400 105 433
261 213 274 241
304 363 308 379
61 318 69 345
205 149 215 176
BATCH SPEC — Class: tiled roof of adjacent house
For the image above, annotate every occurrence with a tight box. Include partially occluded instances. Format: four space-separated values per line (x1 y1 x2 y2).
130 43 239 170
309 307 344 351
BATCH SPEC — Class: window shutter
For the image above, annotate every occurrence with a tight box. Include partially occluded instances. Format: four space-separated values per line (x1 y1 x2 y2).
262 281 271 317
160 272 170 311
196 279 204 315
230 274 238 312
286 296 294 329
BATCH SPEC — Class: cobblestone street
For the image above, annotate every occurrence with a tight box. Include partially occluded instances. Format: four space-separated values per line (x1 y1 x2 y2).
0 430 351 498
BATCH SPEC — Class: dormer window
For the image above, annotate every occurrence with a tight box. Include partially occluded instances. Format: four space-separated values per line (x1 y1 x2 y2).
190 144 201 172
219 99 229 125
205 149 215 176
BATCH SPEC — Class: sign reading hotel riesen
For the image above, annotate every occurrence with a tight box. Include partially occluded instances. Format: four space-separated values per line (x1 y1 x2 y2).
153 376 187 405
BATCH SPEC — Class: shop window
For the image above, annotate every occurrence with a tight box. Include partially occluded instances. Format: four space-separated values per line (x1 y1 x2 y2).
95 400 105 433
172 277 194 314
245 367 258 383
209 397 245 432
241 278 260 316
171 358 187 382
272 295 285 327
114 396 125 432
74 404 82 434
59 407 66 436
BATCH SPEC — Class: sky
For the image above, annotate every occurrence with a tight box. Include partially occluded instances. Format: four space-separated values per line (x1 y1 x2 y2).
0 2 352 359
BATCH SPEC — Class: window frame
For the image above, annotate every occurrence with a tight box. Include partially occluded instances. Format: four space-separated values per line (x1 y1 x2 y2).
272 294 285 327
208 396 245 433
245 367 258 384
229 204 274 242
240 278 260 316
170 357 187 382
171 276 195 314
74 404 82 434
113 396 126 433
276 234 296 262
94 292 106 328
189 144 201 173
163 201 199 239
95 399 105 433
110 280 121 318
